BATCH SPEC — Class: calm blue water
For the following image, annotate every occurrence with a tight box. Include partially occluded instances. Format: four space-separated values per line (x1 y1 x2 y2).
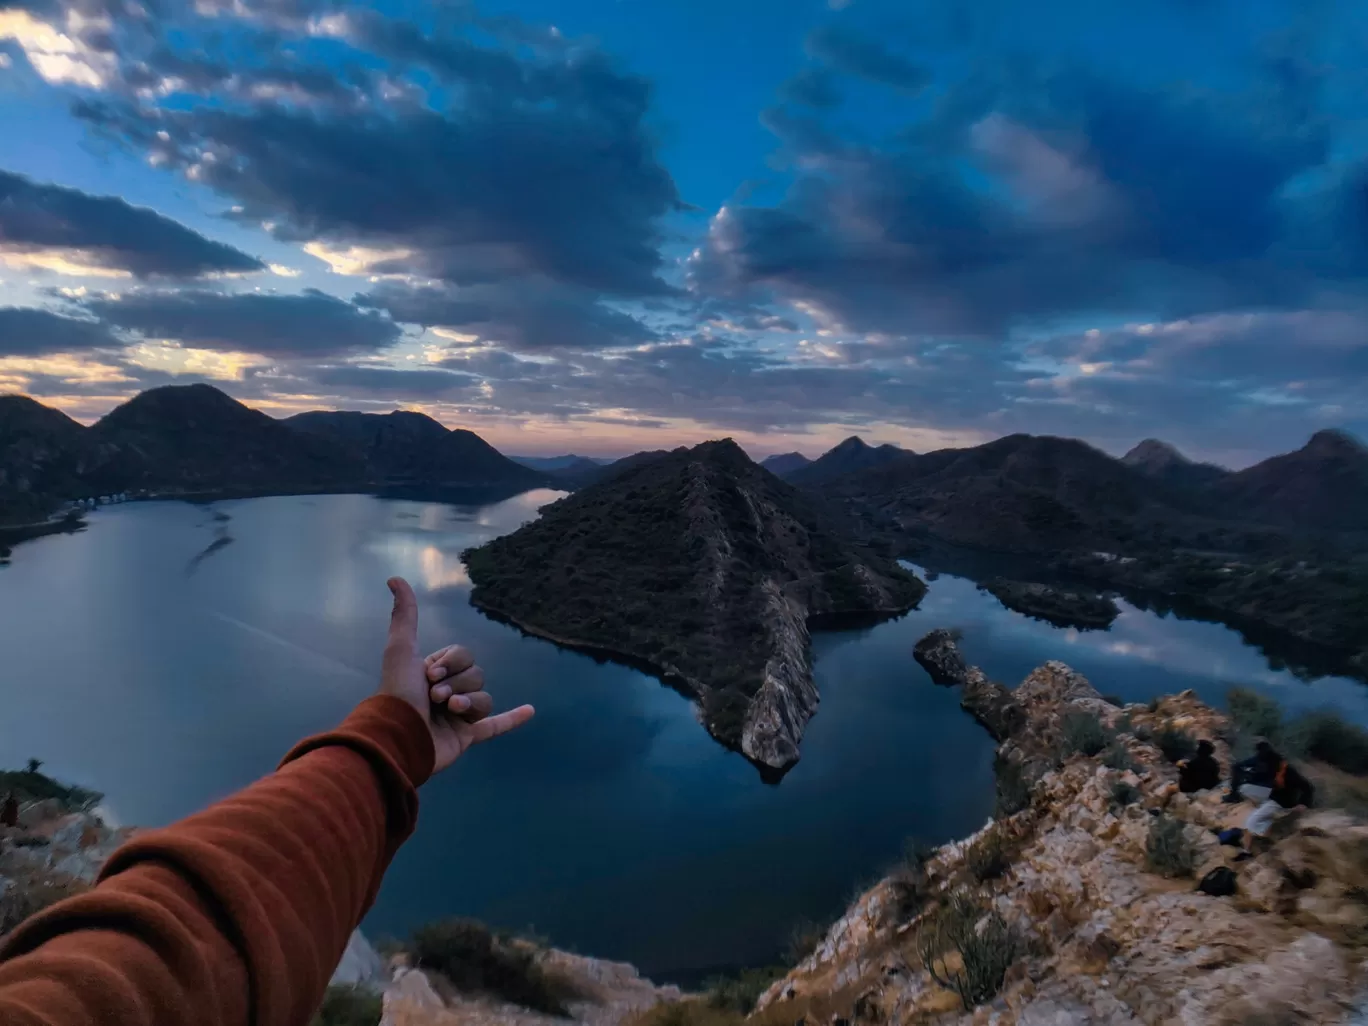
0 493 1361 976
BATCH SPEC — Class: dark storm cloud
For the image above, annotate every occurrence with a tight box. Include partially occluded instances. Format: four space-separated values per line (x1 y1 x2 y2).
307 366 479 397
805 26 928 93
67 6 681 297
356 281 656 352
0 169 265 278
779 68 843 108
692 69 1356 337
0 306 118 354
79 288 401 357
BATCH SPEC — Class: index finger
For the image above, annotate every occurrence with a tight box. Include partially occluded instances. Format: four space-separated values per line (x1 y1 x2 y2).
467 704 535 746
385 577 419 661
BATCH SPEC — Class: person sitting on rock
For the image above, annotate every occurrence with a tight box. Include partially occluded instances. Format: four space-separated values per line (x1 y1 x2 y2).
0 577 535 1026
0 792 17 829
1177 739 1221 793
1225 740 1314 844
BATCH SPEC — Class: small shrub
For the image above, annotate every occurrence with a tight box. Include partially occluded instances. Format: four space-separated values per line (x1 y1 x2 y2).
1146 815 1196 878
1102 744 1137 772
311 985 382 1026
967 831 1009 882
886 841 933 923
1286 709 1368 776
1101 694 1124 707
1226 687 1284 743
1147 697 1162 713
704 966 786 1014
1060 710 1110 758
1154 723 1196 764
916 894 1019 1011
784 919 825 967
410 918 573 1015
994 755 1032 817
1110 781 1141 808
1115 711 1134 734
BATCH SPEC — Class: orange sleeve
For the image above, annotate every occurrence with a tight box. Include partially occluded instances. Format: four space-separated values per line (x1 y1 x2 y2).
0 695 435 1026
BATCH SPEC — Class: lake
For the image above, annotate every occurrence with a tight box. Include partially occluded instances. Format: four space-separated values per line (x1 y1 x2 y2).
1 492 1364 979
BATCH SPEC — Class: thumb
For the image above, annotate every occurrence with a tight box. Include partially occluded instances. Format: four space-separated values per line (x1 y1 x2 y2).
385 577 419 663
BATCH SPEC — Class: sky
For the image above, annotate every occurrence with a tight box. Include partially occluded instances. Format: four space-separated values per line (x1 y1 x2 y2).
0 0 1366 464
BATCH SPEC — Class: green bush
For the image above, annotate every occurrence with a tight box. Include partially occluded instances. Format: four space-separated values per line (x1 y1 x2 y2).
994 755 1032 817
1060 710 1110 758
704 966 786 1014
1226 688 1284 742
1146 815 1196 878
1102 743 1137 772
916 894 1019 1011
1286 710 1368 776
410 918 573 1016
1154 724 1196 764
1110 781 1141 808
0 769 102 813
311 986 382 1026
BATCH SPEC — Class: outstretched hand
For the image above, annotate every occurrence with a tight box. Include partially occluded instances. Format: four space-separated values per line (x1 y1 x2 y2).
380 577 535 773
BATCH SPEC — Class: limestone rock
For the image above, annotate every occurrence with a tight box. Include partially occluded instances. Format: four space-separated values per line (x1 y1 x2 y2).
758 654 1368 1026
331 929 388 992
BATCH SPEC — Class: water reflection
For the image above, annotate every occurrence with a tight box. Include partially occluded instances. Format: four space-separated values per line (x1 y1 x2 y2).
0 493 1361 977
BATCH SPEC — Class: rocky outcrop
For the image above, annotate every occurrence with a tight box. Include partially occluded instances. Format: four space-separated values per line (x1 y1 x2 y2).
914 630 1024 741
913 629 970 685
381 951 682 1026
981 579 1120 630
758 645 1368 1024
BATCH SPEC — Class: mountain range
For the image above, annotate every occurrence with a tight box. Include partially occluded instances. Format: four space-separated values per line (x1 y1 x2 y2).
0 384 546 521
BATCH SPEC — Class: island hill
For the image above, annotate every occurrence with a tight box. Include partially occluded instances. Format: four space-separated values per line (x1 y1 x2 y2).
462 439 926 776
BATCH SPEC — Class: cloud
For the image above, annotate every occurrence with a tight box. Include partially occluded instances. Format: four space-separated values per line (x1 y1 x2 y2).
61 5 680 297
0 168 266 278
779 68 843 108
306 365 479 397
0 305 117 354
805 25 927 93
79 288 401 357
356 280 656 351
693 67 1358 338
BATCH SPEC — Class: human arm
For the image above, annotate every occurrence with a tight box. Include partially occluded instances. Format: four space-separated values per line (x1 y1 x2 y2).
0 577 532 1026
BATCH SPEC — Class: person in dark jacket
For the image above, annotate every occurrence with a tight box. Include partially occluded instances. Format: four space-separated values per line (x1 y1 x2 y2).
1178 740 1221 793
0 793 17 829
1226 740 1313 839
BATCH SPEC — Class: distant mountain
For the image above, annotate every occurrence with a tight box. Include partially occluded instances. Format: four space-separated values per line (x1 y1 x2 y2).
1122 439 1228 489
1207 429 1368 532
760 452 811 478
787 436 911 487
816 433 1167 554
547 448 673 490
92 384 361 494
0 396 135 523
463 438 925 776
286 410 545 490
511 454 612 472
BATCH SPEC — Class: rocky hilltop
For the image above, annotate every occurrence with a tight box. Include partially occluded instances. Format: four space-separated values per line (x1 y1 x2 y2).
754 636 1368 1025
463 439 926 775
